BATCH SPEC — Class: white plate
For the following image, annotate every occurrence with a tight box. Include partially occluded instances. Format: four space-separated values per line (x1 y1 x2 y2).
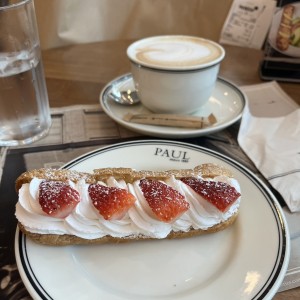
268 2 300 57
100 74 245 138
15 140 290 300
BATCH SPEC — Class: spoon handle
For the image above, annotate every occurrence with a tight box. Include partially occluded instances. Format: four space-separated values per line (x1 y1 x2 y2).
123 113 217 128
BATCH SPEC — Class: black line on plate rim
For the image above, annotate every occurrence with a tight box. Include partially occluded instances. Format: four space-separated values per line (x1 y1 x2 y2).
169 141 287 300
180 142 287 300
19 139 288 299
64 139 288 299
19 230 53 299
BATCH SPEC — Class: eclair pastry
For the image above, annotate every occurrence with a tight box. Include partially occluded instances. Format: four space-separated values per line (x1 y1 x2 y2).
15 163 241 246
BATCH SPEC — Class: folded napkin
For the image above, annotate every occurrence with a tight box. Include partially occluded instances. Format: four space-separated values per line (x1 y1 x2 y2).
238 81 300 212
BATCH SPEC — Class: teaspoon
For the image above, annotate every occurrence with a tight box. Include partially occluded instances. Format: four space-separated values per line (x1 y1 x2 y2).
109 90 140 105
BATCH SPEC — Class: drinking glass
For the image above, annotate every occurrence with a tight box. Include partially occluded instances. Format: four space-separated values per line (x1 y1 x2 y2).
0 0 51 146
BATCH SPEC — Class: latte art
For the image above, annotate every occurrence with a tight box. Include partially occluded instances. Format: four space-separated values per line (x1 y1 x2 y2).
128 36 224 70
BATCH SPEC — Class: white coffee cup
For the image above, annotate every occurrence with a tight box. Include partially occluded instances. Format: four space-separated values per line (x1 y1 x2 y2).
127 35 225 114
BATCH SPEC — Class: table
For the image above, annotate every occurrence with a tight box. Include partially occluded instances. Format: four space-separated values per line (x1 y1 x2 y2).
41 41 300 108
1 40 299 299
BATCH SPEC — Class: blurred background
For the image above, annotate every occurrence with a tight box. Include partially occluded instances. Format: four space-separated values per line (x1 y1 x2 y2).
34 0 233 49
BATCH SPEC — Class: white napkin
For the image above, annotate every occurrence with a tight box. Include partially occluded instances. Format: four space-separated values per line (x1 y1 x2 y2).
238 81 300 212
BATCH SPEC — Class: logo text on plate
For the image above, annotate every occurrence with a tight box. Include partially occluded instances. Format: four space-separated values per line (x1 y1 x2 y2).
154 147 190 163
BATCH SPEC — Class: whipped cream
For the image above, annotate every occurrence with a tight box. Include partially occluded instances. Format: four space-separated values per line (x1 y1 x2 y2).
15 175 241 240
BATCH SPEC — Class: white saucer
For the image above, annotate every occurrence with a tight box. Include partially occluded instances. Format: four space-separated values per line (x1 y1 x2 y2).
100 74 246 138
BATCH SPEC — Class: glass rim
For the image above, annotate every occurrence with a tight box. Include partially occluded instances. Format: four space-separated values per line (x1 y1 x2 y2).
0 0 31 11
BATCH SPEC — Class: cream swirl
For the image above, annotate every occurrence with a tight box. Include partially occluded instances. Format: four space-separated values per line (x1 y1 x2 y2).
128 36 224 69
15 175 241 239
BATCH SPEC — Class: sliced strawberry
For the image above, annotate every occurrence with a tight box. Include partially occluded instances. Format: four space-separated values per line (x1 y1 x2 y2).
180 177 240 212
88 184 136 220
39 180 80 218
139 179 189 223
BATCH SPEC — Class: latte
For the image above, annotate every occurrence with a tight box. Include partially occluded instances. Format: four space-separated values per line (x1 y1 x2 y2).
127 35 225 114
127 36 224 70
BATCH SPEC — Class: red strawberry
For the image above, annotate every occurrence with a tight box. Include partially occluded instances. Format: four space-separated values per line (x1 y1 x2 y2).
139 179 189 223
39 180 80 218
88 184 136 220
180 177 240 212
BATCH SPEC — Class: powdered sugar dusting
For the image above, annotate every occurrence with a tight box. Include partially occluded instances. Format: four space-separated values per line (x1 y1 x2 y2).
139 179 190 222
39 180 80 218
88 183 136 220
180 177 240 212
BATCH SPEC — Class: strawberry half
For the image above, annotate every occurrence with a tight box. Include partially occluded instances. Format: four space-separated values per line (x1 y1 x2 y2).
139 179 189 223
88 184 136 220
39 180 80 218
180 177 240 212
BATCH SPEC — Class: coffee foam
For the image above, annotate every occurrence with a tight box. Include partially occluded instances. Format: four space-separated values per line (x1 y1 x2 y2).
128 36 224 69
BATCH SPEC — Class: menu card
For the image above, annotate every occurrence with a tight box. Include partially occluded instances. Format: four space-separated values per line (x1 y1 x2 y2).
260 0 300 81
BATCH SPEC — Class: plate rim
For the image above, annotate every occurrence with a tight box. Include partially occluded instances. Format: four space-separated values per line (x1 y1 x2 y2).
99 74 246 138
15 139 290 300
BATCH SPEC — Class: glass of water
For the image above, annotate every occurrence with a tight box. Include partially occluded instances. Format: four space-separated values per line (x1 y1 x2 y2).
0 0 51 146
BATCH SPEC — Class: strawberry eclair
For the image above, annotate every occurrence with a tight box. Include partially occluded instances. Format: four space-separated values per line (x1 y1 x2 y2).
15 164 241 245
